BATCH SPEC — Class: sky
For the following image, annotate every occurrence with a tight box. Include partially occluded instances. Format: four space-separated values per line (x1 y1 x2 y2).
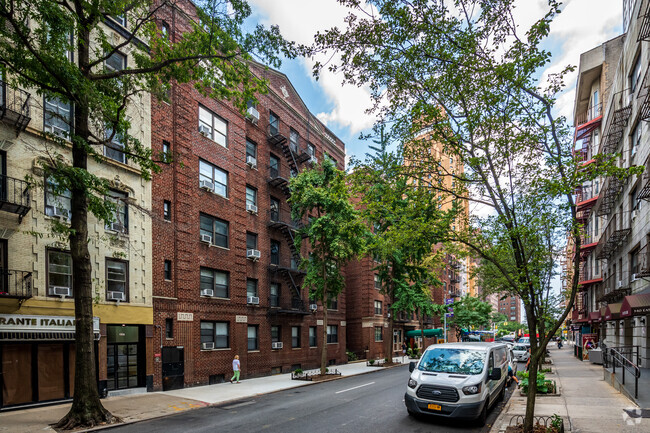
247 0 623 167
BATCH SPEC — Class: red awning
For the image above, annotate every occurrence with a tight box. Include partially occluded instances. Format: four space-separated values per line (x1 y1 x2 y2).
620 294 650 318
588 311 601 323
572 310 588 322
604 303 623 321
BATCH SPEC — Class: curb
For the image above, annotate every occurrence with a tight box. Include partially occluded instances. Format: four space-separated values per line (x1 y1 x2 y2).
73 363 408 433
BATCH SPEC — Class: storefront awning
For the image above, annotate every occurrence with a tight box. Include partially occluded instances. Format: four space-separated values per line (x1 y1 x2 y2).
604 303 623 321
620 293 650 318
405 328 443 338
588 312 601 323
572 310 588 322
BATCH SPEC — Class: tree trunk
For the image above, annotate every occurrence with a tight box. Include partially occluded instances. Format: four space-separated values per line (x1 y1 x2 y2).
321 259 328 375
384 284 394 361
524 354 538 433
56 25 116 430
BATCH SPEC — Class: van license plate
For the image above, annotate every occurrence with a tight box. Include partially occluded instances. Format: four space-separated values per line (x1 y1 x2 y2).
427 404 441 411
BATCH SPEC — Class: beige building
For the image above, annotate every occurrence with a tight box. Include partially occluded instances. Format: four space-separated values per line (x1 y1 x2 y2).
0 17 153 409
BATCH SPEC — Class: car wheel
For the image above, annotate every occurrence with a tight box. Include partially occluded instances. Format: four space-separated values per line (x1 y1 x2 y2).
476 402 488 427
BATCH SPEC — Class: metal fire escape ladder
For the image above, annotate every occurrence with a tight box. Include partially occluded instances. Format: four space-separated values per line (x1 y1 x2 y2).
638 65 650 121
638 2 650 42
601 90 632 155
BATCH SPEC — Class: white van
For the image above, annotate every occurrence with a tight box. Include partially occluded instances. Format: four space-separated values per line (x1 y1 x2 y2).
404 342 508 425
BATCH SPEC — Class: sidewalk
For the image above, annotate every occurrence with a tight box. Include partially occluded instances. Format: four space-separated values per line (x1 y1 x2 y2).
0 358 408 433
490 346 650 433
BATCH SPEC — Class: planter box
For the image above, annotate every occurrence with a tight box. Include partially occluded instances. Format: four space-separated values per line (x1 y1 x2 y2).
506 415 565 433
519 380 560 397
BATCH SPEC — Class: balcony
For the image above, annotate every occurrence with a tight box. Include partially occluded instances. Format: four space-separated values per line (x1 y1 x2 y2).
595 211 631 260
596 175 626 217
267 121 287 147
639 0 650 42
0 269 33 299
600 89 632 155
574 102 603 142
599 272 631 304
579 230 601 259
575 183 599 212
268 296 310 316
0 175 31 221
0 80 31 133
577 261 602 287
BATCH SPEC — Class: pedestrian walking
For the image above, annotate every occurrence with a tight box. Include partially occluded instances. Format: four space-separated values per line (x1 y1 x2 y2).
402 343 407 362
230 355 241 383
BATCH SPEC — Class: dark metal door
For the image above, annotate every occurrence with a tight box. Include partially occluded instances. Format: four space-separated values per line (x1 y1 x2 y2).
162 347 184 391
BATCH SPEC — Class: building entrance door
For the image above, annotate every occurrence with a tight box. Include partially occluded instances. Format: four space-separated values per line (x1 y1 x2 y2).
107 343 138 390
161 347 184 391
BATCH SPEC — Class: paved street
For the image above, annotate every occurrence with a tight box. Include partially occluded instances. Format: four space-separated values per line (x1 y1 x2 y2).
111 365 512 433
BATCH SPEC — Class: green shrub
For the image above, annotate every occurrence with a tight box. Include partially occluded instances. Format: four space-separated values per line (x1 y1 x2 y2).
369 359 375 365
346 350 358 361
384 357 389 362
293 369 303 375
518 371 554 394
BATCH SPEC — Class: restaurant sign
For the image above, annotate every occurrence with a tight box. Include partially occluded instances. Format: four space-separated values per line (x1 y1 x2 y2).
0 314 99 332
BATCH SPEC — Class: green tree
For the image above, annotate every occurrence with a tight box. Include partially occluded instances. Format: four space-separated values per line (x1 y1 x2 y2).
349 131 456 358
0 0 290 428
308 1 636 429
290 157 367 374
447 296 493 341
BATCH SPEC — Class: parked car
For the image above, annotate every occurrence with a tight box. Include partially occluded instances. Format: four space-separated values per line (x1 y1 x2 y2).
512 345 530 362
404 342 508 426
517 336 530 346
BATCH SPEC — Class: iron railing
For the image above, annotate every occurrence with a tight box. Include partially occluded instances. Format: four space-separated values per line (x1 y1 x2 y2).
603 345 641 398
574 102 603 127
575 183 599 206
0 269 33 298
0 174 31 219
0 80 31 132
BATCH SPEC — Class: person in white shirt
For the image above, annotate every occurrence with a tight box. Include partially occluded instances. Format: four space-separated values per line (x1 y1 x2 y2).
230 355 241 383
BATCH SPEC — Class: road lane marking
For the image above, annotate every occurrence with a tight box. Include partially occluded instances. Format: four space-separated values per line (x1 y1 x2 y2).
335 382 375 394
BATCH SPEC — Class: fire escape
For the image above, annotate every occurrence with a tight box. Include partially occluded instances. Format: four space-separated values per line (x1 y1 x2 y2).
595 211 631 261
0 80 33 301
266 116 312 316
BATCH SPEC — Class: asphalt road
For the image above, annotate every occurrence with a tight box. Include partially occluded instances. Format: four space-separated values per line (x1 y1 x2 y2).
111 365 513 433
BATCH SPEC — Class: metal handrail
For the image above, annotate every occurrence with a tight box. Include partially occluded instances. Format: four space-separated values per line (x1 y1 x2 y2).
603 345 641 398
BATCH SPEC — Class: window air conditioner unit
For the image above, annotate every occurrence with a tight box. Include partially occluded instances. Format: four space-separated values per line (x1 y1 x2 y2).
247 249 261 261
246 106 260 124
49 286 71 297
246 203 258 214
198 124 211 137
246 155 257 168
271 342 283 350
201 288 214 297
631 210 638 220
617 280 623 288
309 303 318 312
631 273 638 282
200 234 213 244
110 222 124 232
199 179 215 191
51 206 69 219
202 342 215 350
309 155 318 165
108 291 125 301
247 296 260 305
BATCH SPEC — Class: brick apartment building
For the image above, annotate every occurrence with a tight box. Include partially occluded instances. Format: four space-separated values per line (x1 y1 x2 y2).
150 2 348 391
497 295 522 324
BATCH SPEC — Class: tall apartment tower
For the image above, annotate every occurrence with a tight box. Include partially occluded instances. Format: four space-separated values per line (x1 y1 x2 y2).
497 295 522 324
0 17 154 408
564 0 650 369
151 2 348 390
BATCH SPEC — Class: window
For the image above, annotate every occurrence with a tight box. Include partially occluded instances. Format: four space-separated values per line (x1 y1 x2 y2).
270 197 280 221
200 214 229 248
631 187 640 211
631 248 640 275
45 177 72 218
163 200 171 221
105 50 126 73
106 259 128 300
309 327 317 347
375 326 383 342
592 90 599 114
165 318 173 339
307 143 315 157
247 325 259 351
246 186 257 208
631 122 641 156
328 297 338 310
161 21 170 39
269 111 280 135
292 326 301 348
327 325 338 344
105 190 128 233
200 268 229 298
113 12 126 27
104 125 126 163
246 232 258 250
44 97 72 138
270 283 280 307
47 250 72 295
201 321 229 349
164 260 172 280
374 274 381 290
374 300 382 315
270 240 280 265
246 139 257 161
199 159 228 198
198 105 227 147
162 140 171 161
271 325 281 343
246 279 258 298
631 54 642 92
290 129 299 152
270 154 280 178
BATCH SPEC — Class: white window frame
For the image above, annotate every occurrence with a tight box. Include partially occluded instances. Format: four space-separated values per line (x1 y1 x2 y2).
199 105 227 147
199 159 228 198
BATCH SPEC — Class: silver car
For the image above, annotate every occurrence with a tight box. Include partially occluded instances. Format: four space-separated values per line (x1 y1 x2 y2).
512 345 530 362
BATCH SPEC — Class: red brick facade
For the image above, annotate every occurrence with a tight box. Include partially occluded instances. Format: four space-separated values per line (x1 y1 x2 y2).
151 1 347 391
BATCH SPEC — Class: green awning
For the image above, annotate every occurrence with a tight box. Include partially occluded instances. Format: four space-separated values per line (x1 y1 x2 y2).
405 329 443 338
